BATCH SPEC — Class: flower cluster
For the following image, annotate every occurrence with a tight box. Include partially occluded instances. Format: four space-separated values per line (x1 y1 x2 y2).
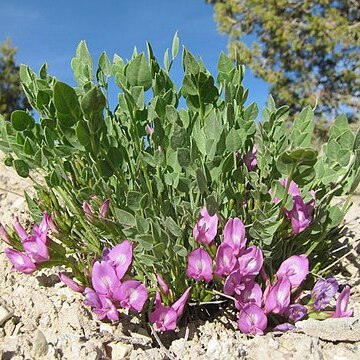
186 207 353 335
0 213 55 274
83 240 148 321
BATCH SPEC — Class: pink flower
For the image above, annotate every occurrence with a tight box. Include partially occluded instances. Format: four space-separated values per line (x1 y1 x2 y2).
215 243 238 277
223 217 247 256
106 240 133 279
242 144 258 171
235 280 263 310
273 323 296 333
4 248 37 274
193 207 218 245
333 286 353 318
91 261 121 297
223 270 244 296
286 196 314 234
283 304 307 322
0 224 12 245
84 288 119 321
84 287 101 309
58 273 84 293
312 277 339 310
33 212 53 241
113 280 148 312
149 288 191 332
156 273 170 295
145 124 154 136
264 276 291 314
186 248 213 282
12 216 28 241
238 303 267 335
99 199 110 218
82 201 94 218
276 254 309 288
238 245 263 276
22 235 49 263
279 178 301 197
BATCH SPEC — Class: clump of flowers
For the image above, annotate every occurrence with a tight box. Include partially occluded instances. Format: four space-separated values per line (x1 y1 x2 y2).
0 38 358 337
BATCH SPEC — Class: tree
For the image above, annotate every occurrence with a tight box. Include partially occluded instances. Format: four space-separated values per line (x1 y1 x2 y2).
206 0 360 122
0 38 30 120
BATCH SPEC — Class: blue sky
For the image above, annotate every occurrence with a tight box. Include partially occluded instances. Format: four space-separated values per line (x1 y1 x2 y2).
0 0 269 112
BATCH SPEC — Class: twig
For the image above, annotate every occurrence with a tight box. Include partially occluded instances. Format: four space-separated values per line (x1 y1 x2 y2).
318 248 357 276
212 290 236 302
0 187 23 197
149 324 177 360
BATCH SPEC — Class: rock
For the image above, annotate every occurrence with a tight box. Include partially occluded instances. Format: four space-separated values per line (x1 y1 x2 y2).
107 342 133 359
0 305 14 326
100 322 114 334
31 329 48 357
296 317 360 342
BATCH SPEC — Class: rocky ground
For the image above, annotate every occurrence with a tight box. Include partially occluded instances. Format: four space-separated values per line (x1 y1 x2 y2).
0 158 360 359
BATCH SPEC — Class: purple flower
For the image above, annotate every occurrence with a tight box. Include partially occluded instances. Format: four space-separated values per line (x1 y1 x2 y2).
149 292 177 332
106 240 133 279
235 280 263 310
149 288 191 332
312 277 339 311
192 207 218 245
238 245 263 276
58 273 84 293
286 196 314 235
215 243 238 277
113 280 148 312
265 276 291 314
99 199 110 218
279 178 301 197
273 323 296 333
12 216 28 241
22 235 49 263
171 287 191 318
186 248 213 282
276 254 309 288
156 273 170 295
0 224 12 245
243 144 258 171
82 201 94 218
224 270 244 296
4 248 37 274
223 217 247 256
93 296 119 321
333 286 353 318
91 261 120 297
238 303 267 335
284 304 307 322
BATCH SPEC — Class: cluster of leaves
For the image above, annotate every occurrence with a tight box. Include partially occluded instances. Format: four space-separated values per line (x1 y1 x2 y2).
0 36 359 300
206 0 360 124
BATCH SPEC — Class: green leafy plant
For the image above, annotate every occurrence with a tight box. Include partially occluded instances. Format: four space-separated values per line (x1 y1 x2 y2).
0 36 359 333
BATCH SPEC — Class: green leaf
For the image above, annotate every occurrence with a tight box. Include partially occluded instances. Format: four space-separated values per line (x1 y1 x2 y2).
226 128 242 152
54 81 82 127
177 148 191 168
170 123 187 150
291 106 314 148
173 244 188 257
183 49 200 75
125 53 152 90
98 51 111 77
11 111 35 131
171 31 179 59
196 168 208 194
14 159 29 178
114 209 136 227
206 195 218 216
126 191 143 211
217 52 233 75
76 121 91 147
25 191 42 223
81 86 106 133
164 217 182 237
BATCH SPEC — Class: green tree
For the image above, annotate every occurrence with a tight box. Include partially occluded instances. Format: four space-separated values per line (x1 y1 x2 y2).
0 38 30 120
206 0 360 123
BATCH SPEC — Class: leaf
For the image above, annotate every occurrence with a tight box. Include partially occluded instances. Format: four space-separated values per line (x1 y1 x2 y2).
173 244 188 257
76 121 91 147
114 209 136 227
244 102 259 123
196 168 208 194
171 31 179 59
226 128 242 152
183 49 200 75
11 111 35 131
54 81 82 127
164 217 182 237
125 53 152 90
170 123 187 150
126 191 143 211
217 52 233 75
81 86 106 133
14 159 29 178
177 148 191 168
25 192 42 223
291 106 314 148
98 51 111 77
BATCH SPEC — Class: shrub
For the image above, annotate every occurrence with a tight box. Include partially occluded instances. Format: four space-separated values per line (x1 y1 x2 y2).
0 36 359 333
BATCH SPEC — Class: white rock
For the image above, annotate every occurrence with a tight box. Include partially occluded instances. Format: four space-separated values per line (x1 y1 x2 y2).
31 329 49 357
100 322 114 334
107 342 133 359
0 304 14 326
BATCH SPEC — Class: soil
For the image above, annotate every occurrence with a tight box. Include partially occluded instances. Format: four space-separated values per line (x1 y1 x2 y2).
1 157 360 360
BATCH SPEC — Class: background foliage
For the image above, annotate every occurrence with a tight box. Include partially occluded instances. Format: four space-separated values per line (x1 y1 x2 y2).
206 0 360 127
